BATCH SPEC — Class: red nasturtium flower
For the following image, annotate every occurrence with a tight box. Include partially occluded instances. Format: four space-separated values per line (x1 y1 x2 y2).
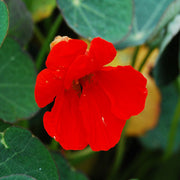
35 36 147 151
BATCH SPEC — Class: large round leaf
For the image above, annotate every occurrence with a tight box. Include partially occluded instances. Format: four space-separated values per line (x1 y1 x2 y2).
0 38 38 122
57 0 133 43
0 0 8 47
5 0 33 47
116 0 174 49
0 126 59 180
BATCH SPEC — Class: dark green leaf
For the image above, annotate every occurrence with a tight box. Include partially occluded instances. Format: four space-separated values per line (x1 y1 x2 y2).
140 82 180 151
0 0 9 47
0 121 10 132
154 32 180 86
57 0 133 43
0 127 59 180
5 0 33 47
116 0 174 49
0 37 38 122
52 152 88 180
0 174 35 180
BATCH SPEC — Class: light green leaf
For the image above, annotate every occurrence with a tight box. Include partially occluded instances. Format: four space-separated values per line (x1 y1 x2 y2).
140 82 180 151
116 0 174 49
23 0 56 22
0 174 35 180
51 152 88 180
5 0 33 47
0 37 38 122
57 0 133 43
0 0 9 47
0 126 59 180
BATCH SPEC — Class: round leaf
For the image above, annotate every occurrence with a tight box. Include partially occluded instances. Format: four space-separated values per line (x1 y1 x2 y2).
116 0 174 49
57 0 133 43
0 126 59 180
0 0 9 47
0 37 38 122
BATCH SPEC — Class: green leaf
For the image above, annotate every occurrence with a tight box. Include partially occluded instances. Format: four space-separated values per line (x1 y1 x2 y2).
151 0 180 40
0 0 9 47
116 0 174 49
51 152 88 180
23 0 56 22
57 0 133 43
5 0 33 47
140 82 180 151
0 175 35 180
154 32 180 86
0 37 38 123
0 126 59 180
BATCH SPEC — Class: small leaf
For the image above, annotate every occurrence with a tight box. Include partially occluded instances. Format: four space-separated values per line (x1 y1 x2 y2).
57 0 133 43
0 37 38 122
23 0 56 22
0 175 35 180
51 152 88 180
140 82 180 151
0 126 59 180
116 0 174 49
0 0 9 47
5 0 33 47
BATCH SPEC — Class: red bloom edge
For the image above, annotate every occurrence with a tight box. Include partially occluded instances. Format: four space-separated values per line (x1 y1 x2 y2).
34 36 148 151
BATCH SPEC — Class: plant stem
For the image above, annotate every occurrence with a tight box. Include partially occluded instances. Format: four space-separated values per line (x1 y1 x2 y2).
138 48 154 72
66 147 96 165
163 95 180 160
107 122 128 180
34 25 45 44
35 15 63 70
131 46 140 67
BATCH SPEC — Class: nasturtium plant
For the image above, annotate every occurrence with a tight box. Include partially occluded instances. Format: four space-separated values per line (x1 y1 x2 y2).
0 0 9 47
0 38 38 122
57 0 133 43
0 175 35 180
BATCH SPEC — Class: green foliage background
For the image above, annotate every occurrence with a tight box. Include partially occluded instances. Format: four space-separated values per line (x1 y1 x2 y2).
0 0 180 179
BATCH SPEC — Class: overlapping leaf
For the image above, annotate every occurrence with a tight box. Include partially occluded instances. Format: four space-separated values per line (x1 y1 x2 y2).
116 0 175 49
57 0 133 43
0 38 38 122
0 126 59 180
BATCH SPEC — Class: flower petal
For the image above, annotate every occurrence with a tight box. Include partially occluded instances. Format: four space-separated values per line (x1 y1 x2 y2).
88 37 117 67
34 69 63 108
64 37 117 89
43 88 88 150
96 66 148 120
80 79 126 151
46 39 87 70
